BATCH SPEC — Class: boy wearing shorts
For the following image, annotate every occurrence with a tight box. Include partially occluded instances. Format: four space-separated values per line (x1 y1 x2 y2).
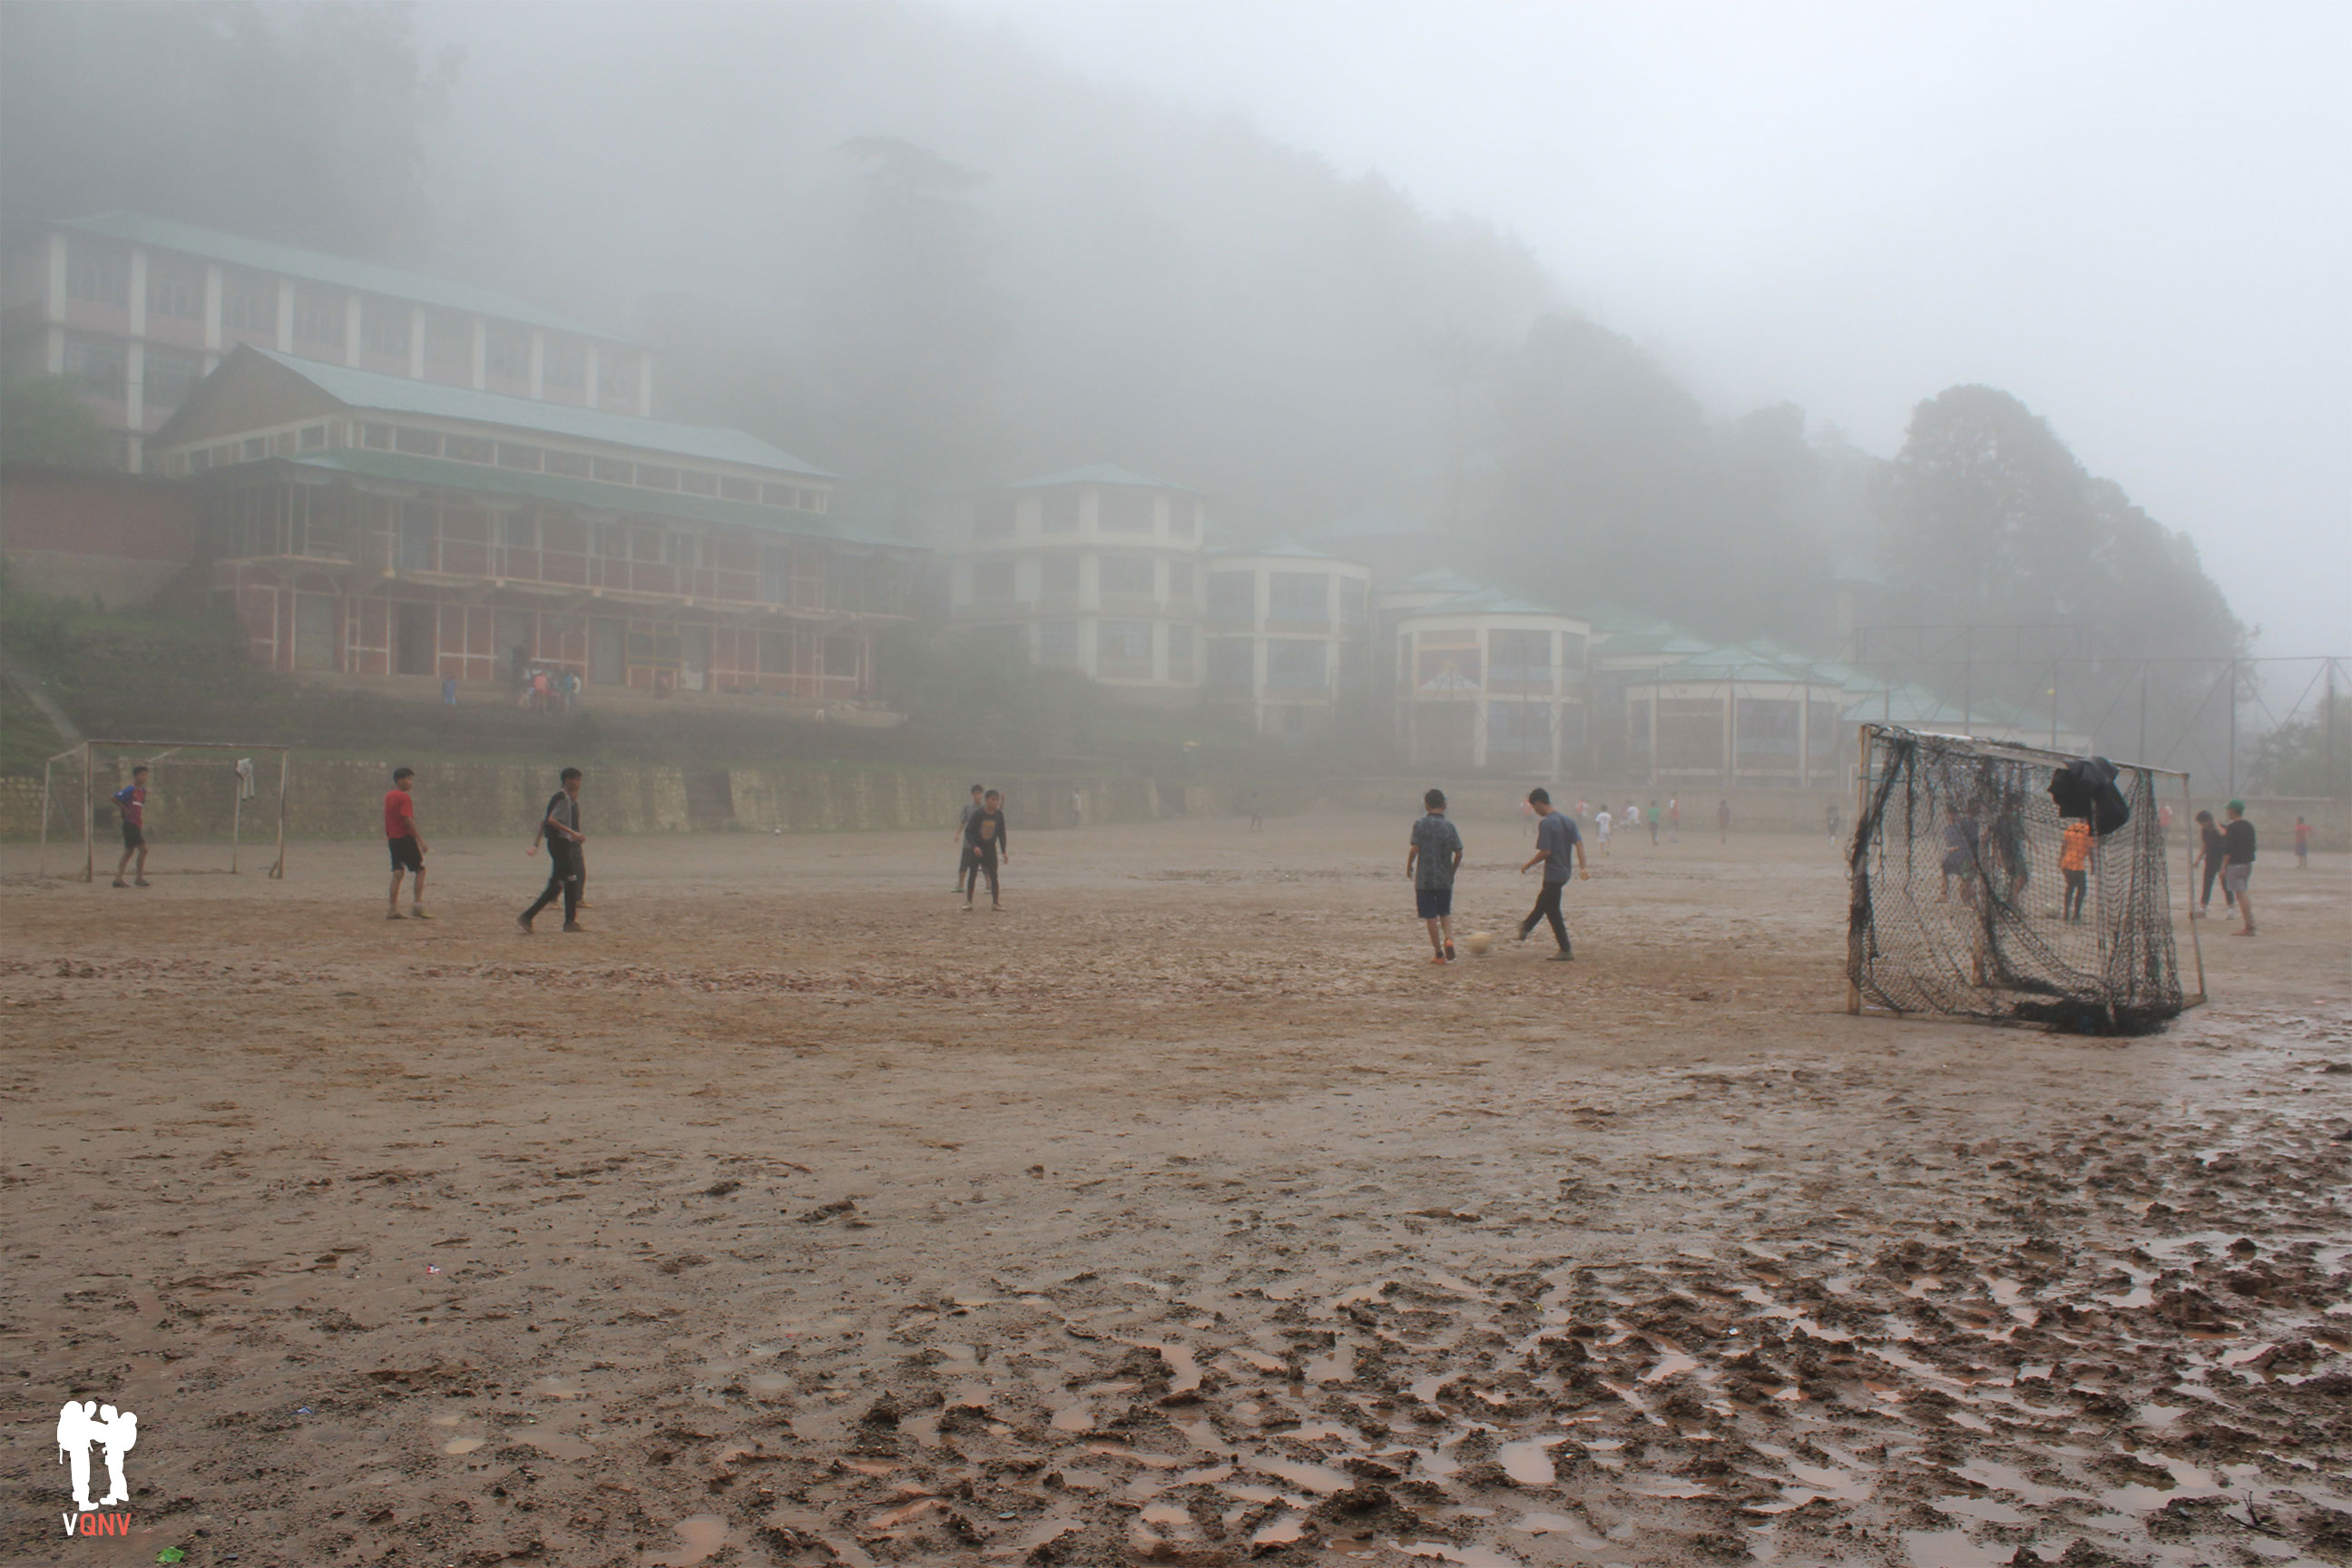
385 767 432 919
1406 789 1464 964
111 765 151 887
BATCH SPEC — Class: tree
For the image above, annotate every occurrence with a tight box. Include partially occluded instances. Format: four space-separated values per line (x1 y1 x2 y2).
1879 386 2239 657
0 376 114 468
2249 688 2349 799
0 1 455 260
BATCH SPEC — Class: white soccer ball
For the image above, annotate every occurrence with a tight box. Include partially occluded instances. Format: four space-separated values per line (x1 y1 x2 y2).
1463 931 1495 956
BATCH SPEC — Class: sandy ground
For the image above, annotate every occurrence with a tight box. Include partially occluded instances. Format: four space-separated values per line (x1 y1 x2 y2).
3 812 2347 1568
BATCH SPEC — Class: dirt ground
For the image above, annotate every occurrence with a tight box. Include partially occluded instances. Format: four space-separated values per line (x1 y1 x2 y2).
3 812 2347 1568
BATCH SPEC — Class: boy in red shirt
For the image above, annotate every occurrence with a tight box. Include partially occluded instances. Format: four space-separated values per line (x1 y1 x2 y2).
385 767 432 920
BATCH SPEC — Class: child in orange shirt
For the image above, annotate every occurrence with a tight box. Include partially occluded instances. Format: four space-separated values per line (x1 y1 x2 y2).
2059 819 2093 924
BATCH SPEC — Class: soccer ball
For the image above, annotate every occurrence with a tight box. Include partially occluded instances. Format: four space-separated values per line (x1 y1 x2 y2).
1463 931 1494 956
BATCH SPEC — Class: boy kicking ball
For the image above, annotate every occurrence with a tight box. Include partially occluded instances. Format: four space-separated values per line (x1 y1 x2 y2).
1406 788 1465 963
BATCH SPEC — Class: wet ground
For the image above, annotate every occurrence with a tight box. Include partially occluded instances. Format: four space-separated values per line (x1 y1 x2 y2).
3 815 2347 1567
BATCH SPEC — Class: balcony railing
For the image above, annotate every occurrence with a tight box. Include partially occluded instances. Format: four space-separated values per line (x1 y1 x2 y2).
226 524 906 616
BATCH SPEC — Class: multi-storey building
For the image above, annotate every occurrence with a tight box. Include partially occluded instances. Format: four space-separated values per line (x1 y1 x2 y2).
2 211 654 472
1387 578 1592 775
1201 544 1373 737
944 466 1209 701
146 345 911 707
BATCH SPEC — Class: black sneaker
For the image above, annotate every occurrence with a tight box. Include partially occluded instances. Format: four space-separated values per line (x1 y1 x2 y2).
1444 941 1455 962
516 916 534 934
1549 946 1574 962
562 921 586 933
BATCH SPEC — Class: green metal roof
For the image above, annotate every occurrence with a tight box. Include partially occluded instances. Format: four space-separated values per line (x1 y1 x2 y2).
1003 464 1202 492
248 348 834 477
1205 537 1363 564
1400 585 1583 622
272 448 910 550
60 211 625 342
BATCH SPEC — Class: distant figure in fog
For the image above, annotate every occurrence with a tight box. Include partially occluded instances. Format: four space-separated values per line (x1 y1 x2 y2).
955 783 985 889
1719 799 1732 843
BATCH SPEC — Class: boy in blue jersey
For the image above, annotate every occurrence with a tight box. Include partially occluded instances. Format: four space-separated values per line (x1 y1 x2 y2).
1516 788 1587 959
1405 789 1465 964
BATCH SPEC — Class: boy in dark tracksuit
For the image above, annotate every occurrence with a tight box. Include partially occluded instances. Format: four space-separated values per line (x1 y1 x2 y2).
520 769 586 932
963 789 1009 910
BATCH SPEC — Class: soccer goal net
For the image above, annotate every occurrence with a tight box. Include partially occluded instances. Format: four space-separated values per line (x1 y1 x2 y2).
1846 724 2198 1034
38 740 289 881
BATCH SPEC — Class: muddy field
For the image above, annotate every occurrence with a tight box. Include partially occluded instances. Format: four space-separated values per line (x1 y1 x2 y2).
3 813 2347 1568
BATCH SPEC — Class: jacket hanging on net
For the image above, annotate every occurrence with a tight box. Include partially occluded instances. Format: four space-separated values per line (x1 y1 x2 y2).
2048 756 2132 837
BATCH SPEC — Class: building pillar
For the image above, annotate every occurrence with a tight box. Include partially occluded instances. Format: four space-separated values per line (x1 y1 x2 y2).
1723 679 1738 787
44 323 63 374
1798 685 1812 790
636 349 652 416
528 328 544 399
470 318 487 389
45 230 69 319
274 279 294 353
127 248 149 339
202 263 223 356
124 341 145 466
583 342 600 406
1649 693 1660 787
408 306 426 379
345 295 363 367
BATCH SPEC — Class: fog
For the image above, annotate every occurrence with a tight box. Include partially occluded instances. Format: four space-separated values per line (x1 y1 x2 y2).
978 0 2351 656
5 0 2342 668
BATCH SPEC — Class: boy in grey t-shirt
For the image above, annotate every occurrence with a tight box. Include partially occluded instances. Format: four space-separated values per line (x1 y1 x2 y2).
1406 788 1465 964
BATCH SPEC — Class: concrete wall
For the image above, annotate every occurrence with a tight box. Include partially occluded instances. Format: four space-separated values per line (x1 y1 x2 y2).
0 758 1186 847
3 758 2339 857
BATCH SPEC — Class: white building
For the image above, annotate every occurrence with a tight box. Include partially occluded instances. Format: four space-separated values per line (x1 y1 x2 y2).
1201 543 1374 737
1387 583 1592 776
2 211 652 473
944 466 1208 701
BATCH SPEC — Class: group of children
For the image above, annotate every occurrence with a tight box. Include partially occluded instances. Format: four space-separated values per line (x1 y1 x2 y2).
369 765 592 930
1406 787 1591 964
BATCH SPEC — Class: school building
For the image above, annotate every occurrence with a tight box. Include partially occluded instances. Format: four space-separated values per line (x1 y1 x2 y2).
943 466 1212 702
1 211 655 473
1381 572 1595 776
144 345 915 708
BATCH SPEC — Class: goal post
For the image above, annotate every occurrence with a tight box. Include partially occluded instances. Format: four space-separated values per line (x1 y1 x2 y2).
1846 723 2195 1034
44 740 291 882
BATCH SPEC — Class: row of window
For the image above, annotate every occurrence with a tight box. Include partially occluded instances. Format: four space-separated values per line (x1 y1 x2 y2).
175 419 825 513
1025 624 1334 690
60 242 640 396
1206 572 1369 625
973 490 1203 540
971 557 1197 600
60 335 203 409
1405 629 1591 676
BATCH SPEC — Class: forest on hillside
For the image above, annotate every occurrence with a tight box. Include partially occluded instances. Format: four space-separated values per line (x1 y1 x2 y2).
2 1 2245 675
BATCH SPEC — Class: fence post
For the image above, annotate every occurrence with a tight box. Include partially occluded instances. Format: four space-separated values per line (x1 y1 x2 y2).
2227 658 2238 795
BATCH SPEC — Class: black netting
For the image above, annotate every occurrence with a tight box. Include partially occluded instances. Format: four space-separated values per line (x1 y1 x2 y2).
1847 727 2184 1034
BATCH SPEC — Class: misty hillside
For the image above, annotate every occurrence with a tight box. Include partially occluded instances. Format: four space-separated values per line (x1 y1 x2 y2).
2 1 2239 657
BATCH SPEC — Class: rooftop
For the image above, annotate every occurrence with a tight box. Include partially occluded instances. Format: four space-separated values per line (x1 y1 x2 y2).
58 211 625 342
273 449 908 549
1400 585 1580 621
1000 463 1203 493
186 348 834 477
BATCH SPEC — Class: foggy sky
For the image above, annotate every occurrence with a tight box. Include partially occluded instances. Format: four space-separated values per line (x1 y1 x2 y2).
969 0 2350 657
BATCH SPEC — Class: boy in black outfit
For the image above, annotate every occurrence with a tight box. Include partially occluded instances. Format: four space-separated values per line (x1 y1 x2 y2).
520 768 587 933
963 788 1010 910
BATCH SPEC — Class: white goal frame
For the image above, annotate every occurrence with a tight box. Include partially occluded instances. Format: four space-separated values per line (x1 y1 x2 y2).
40 740 291 882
